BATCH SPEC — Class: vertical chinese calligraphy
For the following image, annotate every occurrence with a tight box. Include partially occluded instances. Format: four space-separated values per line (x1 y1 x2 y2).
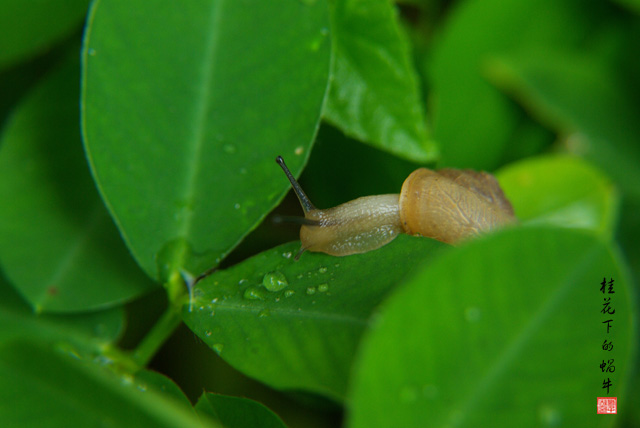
598 277 616 414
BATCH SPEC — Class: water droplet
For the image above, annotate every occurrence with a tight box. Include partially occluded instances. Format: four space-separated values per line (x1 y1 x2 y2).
258 309 271 317
334 263 340 268
465 307 482 323
223 144 236 154
205 330 212 337
243 286 266 300
295 146 304 155
282 251 292 259
238 278 248 285
234 203 241 210
210 297 218 304
318 283 329 293
284 290 295 297
262 271 289 292
318 266 327 274
306 286 316 295
93 355 114 367
296 274 303 279
87 48 96 56
209 310 215 317
121 374 134 386
539 405 562 426
422 384 439 399
400 385 418 402
212 343 224 354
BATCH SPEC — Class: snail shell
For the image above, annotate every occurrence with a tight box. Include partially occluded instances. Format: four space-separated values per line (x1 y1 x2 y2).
399 168 515 244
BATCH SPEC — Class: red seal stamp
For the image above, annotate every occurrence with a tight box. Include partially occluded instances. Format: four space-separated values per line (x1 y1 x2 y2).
597 397 617 414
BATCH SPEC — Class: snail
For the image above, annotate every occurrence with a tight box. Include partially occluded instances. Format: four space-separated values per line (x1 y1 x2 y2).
276 156 515 257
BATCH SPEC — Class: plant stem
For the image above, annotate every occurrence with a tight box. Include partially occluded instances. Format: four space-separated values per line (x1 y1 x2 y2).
131 304 182 367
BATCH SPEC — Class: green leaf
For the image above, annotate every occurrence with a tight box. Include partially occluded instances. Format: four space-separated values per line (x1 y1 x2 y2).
324 0 437 163
487 51 640 200
81 0 331 281
134 370 193 407
0 341 218 428
0 273 124 348
0 0 89 69
428 0 611 169
496 155 620 240
182 236 446 400
195 393 286 428
0 50 154 312
348 227 636 428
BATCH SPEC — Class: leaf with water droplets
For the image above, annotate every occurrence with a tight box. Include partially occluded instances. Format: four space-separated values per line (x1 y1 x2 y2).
182 235 445 400
82 0 331 280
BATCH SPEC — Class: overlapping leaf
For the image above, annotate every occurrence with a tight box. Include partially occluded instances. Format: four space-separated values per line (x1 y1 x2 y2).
0 51 154 312
348 227 635 428
82 0 332 280
497 155 619 239
324 0 436 163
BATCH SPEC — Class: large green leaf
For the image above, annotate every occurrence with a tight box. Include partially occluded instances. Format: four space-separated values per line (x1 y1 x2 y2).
428 0 612 169
348 227 636 428
488 51 640 200
324 0 437 163
195 393 287 428
0 272 123 348
0 0 89 69
0 50 154 312
81 0 331 281
497 155 619 240
0 341 218 428
183 236 446 400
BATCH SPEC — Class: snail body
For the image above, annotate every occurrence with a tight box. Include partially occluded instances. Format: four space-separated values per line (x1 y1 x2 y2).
276 156 515 257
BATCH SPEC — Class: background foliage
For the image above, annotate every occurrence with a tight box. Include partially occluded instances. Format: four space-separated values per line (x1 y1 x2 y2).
0 0 638 427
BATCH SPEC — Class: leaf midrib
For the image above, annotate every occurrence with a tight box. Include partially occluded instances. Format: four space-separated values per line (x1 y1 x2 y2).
174 0 225 265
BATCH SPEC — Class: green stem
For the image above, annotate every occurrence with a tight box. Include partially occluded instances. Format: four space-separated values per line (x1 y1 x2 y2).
131 304 182 367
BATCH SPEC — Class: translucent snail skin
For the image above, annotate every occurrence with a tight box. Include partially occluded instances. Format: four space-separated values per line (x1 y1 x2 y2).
276 156 516 257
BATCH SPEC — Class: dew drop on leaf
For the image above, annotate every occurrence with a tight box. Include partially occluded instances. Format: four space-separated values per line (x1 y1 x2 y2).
262 271 289 292
258 309 271 317
464 306 482 322
243 286 266 300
